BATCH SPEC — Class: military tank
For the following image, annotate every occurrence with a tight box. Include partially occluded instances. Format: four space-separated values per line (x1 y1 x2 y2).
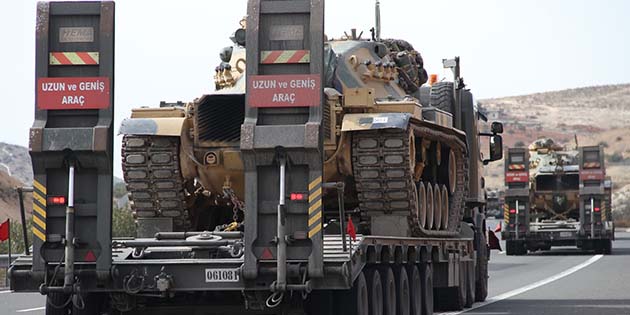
120 21 503 238
528 138 581 219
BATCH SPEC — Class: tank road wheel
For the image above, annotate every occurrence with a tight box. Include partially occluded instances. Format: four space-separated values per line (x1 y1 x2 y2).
425 184 434 230
417 183 427 229
465 261 476 308
433 184 442 230
419 263 434 315
394 266 411 315
380 267 397 315
407 265 423 315
440 186 449 230
122 135 190 232
338 272 369 315
367 269 384 315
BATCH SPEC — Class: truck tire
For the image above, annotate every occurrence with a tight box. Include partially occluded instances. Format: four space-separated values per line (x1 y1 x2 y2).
429 82 454 113
407 265 423 315
418 85 431 106
379 267 397 315
475 233 489 302
465 261 476 308
72 293 103 315
338 272 369 315
505 240 526 256
458 262 467 309
394 266 411 315
45 293 70 315
367 269 384 315
603 239 612 255
419 263 434 315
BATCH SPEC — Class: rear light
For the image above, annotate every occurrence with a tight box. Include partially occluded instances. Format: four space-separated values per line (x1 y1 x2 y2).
509 209 517 214
290 192 307 201
47 196 66 205
594 207 600 212
509 224 515 228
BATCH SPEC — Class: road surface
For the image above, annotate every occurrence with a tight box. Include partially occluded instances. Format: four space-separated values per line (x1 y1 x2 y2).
2 223 629 314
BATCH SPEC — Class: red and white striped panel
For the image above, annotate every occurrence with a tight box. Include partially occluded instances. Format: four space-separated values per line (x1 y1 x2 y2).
260 50 310 64
49 52 99 65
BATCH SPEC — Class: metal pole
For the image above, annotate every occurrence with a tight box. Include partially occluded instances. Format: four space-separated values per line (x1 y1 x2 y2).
374 0 381 41
64 164 76 288
337 184 347 252
590 197 594 239
17 188 29 256
6 219 10 287
276 157 287 291
515 200 519 240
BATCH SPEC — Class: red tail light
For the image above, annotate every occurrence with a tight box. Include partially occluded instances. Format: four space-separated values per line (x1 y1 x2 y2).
594 207 600 212
509 209 516 214
290 193 307 201
47 196 66 205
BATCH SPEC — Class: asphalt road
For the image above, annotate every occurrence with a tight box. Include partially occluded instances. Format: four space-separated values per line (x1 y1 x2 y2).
2 222 629 315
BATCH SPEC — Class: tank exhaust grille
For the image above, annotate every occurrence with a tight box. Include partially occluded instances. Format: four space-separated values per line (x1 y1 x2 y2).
196 94 245 143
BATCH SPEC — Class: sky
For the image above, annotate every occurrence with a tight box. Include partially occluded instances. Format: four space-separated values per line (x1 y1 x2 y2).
1 0 630 177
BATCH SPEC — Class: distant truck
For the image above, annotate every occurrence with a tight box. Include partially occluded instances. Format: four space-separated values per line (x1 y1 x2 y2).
502 139 614 255
485 189 504 219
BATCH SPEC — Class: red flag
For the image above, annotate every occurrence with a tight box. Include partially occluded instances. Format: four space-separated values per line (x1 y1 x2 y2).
488 230 502 251
494 222 502 233
346 216 356 241
0 219 9 242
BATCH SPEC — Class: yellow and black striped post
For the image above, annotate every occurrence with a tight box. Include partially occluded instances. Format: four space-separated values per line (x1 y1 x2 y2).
308 176 323 238
32 179 47 242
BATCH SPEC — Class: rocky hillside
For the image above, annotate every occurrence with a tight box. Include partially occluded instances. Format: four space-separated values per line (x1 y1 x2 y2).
479 84 630 222
0 142 33 185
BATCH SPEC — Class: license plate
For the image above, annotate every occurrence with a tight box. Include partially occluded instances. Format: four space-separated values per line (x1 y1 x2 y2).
560 231 573 238
205 268 240 283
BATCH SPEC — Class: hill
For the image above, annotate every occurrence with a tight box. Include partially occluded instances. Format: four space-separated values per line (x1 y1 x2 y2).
0 142 33 185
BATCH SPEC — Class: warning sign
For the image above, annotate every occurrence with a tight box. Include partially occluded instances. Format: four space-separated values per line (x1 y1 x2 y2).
247 74 320 108
505 171 528 183
37 77 110 110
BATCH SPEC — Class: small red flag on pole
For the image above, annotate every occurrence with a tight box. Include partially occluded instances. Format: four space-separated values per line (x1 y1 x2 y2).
346 215 356 241
0 219 9 242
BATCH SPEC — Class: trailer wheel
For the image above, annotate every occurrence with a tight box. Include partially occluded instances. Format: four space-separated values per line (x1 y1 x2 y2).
338 272 369 315
603 239 612 255
419 263 433 315
506 240 526 256
458 262 467 308
407 265 423 315
380 267 397 315
367 269 384 315
72 293 103 315
394 266 411 315
475 233 489 302
465 261 476 308
45 293 70 315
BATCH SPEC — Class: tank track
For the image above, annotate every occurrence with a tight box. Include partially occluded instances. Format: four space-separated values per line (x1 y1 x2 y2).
122 135 190 231
352 126 468 237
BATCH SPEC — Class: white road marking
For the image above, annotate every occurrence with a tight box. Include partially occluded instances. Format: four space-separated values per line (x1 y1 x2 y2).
16 306 45 313
0 290 12 294
625 228 630 233
438 254 604 315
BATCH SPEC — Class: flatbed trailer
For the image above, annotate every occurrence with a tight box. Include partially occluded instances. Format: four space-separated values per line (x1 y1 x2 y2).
10 1 503 314
502 145 614 255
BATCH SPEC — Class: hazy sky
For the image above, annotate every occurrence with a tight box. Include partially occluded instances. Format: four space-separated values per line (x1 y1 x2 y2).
1 0 630 177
